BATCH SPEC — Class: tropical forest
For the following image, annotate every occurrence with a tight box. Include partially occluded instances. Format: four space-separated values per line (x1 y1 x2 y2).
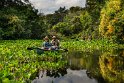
0 0 124 83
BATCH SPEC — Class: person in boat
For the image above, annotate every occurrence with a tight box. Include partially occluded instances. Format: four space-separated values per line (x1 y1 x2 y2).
42 36 52 50
51 36 60 50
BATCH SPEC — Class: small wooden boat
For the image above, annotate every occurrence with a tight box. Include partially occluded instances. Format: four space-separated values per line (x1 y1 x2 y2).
27 47 68 55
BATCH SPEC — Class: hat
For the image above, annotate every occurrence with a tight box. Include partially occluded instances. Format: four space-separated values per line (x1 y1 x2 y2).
43 36 49 40
52 36 56 39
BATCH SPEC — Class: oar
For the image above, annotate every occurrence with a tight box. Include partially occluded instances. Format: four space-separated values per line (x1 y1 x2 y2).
27 47 34 50
59 48 68 52
27 47 51 51
27 47 45 55
27 47 42 50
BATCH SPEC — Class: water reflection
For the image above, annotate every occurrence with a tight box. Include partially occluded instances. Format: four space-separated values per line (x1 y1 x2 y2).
99 49 124 83
65 50 104 83
32 69 97 83
32 49 124 83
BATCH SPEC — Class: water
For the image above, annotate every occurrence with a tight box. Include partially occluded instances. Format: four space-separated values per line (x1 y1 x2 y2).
32 48 124 83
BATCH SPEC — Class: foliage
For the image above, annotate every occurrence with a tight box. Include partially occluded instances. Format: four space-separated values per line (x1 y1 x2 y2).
44 7 68 29
70 16 82 34
52 9 83 37
80 11 92 30
0 40 67 82
99 0 124 43
69 6 83 13
51 4 101 39
80 11 95 39
0 0 46 39
0 0 124 44
52 22 71 36
61 39 124 51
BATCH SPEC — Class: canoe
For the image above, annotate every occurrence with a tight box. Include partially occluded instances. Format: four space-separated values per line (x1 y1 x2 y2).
27 47 68 55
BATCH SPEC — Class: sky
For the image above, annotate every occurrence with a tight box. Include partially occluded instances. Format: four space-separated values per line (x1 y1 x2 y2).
29 0 86 14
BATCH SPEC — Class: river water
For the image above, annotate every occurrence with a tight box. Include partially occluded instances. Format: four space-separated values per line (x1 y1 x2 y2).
32 48 124 83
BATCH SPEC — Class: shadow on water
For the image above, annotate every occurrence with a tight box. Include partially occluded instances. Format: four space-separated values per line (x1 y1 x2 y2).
31 48 124 83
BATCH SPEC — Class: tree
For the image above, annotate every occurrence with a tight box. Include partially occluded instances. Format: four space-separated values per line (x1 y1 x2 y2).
0 0 46 39
70 16 82 34
69 6 83 13
52 22 71 36
80 11 92 30
99 0 124 43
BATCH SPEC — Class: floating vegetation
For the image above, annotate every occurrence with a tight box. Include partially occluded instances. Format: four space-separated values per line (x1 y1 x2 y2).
0 39 124 83
0 40 67 82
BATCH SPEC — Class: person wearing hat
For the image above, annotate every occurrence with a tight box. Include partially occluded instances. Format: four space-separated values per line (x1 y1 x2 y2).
42 36 52 50
51 36 60 50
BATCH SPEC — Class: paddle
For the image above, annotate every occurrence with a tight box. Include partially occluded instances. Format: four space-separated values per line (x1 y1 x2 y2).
27 47 45 55
27 47 45 50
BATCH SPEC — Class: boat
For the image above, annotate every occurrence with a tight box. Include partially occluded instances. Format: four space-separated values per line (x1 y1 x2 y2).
27 47 68 55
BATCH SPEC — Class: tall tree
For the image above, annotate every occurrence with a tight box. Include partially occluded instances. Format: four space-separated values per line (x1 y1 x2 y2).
0 0 47 39
99 0 124 43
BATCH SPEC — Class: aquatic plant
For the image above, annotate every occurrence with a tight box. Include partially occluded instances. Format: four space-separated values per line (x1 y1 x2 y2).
0 40 67 82
0 39 124 82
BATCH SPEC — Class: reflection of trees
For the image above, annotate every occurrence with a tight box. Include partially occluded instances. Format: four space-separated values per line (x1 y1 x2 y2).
99 49 124 83
65 51 86 69
66 50 104 81
30 67 68 81
47 68 67 77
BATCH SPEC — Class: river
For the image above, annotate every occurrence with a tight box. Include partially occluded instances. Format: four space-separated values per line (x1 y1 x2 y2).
32 48 124 83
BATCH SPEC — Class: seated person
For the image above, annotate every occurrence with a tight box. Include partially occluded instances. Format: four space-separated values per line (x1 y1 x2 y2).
42 36 52 50
51 36 60 50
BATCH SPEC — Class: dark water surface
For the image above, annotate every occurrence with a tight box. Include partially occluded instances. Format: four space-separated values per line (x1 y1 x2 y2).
32 49 124 83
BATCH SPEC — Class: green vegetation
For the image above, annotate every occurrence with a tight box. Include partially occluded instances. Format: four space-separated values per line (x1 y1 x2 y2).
0 40 124 82
0 0 46 39
0 0 124 43
0 40 67 82
62 39 124 51
99 0 124 43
